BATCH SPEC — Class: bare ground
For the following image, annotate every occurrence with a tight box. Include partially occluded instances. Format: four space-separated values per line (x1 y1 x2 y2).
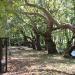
2 46 75 75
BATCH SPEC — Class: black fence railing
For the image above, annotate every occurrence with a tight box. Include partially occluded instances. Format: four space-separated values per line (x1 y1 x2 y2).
0 38 8 73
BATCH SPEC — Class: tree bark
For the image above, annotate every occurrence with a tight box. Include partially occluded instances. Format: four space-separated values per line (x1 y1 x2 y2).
31 37 36 49
35 34 41 50
44 32 57 54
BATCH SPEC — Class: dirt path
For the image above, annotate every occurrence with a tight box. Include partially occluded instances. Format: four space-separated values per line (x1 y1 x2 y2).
2 46 75 75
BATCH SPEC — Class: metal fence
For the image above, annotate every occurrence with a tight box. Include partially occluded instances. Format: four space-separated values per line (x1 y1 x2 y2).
0 38 8 73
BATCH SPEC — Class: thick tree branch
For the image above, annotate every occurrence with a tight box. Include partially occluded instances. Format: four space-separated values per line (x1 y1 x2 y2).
53 24 75 33
20 11 47 21
24 0 60 26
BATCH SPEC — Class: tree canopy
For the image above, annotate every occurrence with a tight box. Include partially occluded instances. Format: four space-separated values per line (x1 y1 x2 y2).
0 0 75 53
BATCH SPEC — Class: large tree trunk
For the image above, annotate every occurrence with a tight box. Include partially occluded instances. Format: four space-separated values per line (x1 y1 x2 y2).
35 34 42 50
44 32 57 54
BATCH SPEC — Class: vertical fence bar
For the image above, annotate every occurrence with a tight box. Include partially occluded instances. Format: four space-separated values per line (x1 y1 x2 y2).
0 39 3 72
0 38 8 73
5 38 8 72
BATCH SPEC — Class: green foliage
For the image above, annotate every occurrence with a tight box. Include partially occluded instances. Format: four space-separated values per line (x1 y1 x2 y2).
0 0 75 50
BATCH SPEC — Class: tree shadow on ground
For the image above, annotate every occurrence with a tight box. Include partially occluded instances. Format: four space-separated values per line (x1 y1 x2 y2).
40 54 75 64
7 59 74 75
6 47 75 75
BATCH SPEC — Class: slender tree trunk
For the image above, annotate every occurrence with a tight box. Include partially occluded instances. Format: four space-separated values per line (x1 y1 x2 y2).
35 34 42 50
32 42 36 49
23 35 30 47
31 37 36 49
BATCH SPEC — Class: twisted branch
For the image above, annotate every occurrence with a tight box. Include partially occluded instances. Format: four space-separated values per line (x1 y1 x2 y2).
24 0 60 26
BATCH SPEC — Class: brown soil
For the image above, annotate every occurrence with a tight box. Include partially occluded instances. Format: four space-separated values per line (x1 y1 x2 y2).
2 46 75 75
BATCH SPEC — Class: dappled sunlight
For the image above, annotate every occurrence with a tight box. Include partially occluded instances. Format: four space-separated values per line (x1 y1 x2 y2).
10 57 40 60
8 46 33 51
2 47 75 75
46 64 75 74
52 56 64 60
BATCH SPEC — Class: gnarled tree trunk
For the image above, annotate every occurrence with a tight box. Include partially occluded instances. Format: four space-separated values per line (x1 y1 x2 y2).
44 31 57 54
24 0 75 54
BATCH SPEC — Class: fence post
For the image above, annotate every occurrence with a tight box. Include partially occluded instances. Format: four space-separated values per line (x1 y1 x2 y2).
0 39 3 72
5 38 8 72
